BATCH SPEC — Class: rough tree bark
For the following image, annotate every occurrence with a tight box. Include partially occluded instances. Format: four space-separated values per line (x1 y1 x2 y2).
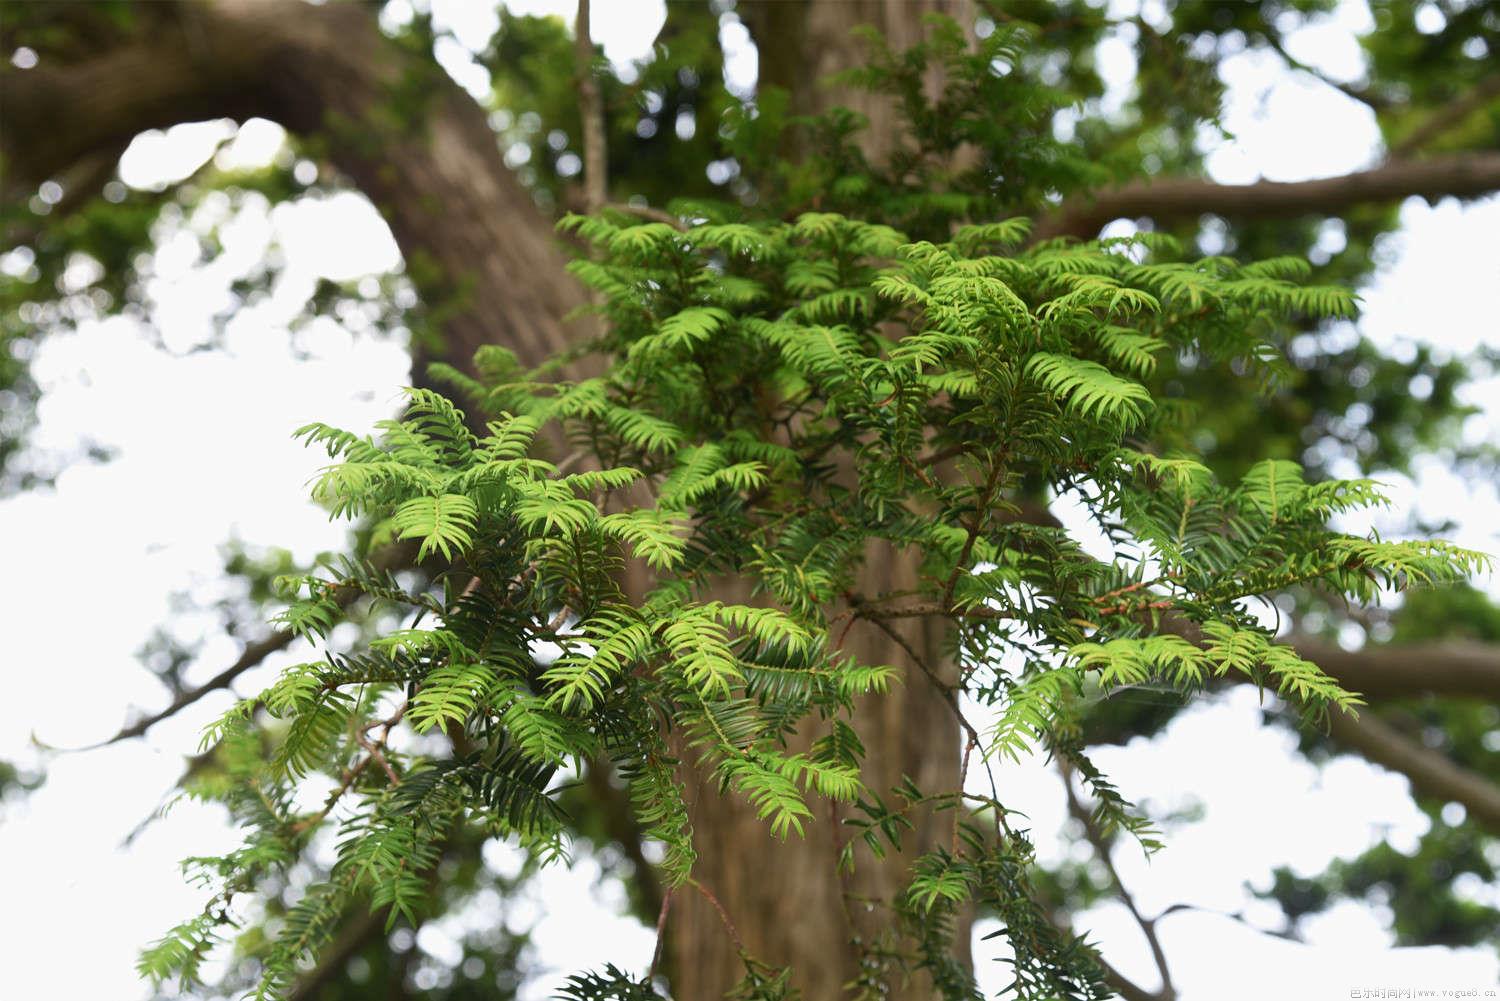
670 6 975 997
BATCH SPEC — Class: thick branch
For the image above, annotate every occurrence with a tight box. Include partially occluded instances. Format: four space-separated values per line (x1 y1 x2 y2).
3 0 592 377
1324 708 1500 836
1289 638 1500 702
2 19 270 195
1041 153 1500 239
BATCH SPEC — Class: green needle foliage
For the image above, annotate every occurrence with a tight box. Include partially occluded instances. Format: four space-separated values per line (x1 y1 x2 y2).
140 18 1488 1001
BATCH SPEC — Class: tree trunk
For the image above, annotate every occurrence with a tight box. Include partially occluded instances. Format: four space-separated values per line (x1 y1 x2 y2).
668 550 965 999
670 5 972 997
741 0 975 163
5 2 969 995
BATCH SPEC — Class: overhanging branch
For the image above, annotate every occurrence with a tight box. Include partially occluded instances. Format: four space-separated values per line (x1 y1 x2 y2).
1041 152 1500 239
1289 638 1500 702
1325 707 1500 836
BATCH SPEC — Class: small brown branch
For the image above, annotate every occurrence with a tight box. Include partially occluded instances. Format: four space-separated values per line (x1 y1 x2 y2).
916 442 966 467
294 702 407 834
1098 957 1169 1001
92 631 295 748
861 611 1011 837
605 201 686 229
1392 73 1500 157
863 612 954 698
955 735 976 851
1154 901 1299 942
942 453 1007 611
356 704 407 787
546 604 574 633
854 600 1017 622
90 545 414 747
688 878 746 954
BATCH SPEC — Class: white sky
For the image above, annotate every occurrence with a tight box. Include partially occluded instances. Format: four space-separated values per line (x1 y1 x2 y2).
2 1 1498 999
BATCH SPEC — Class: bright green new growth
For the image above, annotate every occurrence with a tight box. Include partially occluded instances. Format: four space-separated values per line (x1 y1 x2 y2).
140 197 1487 1000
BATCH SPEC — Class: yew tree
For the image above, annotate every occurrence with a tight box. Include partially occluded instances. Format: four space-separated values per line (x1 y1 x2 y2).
5 2 1500 1000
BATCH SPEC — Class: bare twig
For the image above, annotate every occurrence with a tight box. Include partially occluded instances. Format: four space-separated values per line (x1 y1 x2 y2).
1262 31 1387 112
80 545 415 749
942 453 1007 612
861 611 1011 837
85 631 295 749
854 600 1017 622
605 201 686 229
294 701 408 833
1154 901 1299 942
356 706 407 787
1062 762 1176 1001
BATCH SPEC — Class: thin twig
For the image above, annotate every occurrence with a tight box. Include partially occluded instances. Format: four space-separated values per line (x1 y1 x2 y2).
82 545 414 748
1061 761 1175 1000
855 600 1017 622
294 702 408 833
688 878 746 954
1154 901 1299 942
648 889 673 977
942 453 1007 611
356 709 405 787
1263 31 1386 112
954 735 976 851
